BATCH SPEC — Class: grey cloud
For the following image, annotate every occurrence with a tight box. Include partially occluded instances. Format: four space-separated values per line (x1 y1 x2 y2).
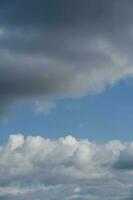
1 0 133 31
113 144 133 170
0 1 133 110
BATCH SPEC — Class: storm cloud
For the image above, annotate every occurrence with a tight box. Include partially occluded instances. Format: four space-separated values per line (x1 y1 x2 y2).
0 0 133 109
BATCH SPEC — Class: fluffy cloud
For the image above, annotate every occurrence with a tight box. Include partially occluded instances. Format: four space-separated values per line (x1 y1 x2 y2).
0 134 133 199
1 0 133 110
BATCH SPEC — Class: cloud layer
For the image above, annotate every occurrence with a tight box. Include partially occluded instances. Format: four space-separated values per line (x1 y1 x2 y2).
1 0 133 109
0 134 133 199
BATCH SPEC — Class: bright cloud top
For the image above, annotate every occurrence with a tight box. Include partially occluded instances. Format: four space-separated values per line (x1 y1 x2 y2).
0 134 133 199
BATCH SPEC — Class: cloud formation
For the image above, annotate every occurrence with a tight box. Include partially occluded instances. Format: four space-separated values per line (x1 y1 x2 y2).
1 0 133 109
0 134 133 199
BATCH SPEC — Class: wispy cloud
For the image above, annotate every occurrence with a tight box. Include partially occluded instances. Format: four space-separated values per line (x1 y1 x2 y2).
35 100 55 115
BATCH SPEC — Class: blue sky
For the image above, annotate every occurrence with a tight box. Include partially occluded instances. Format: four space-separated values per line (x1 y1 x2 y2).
0 80 133 143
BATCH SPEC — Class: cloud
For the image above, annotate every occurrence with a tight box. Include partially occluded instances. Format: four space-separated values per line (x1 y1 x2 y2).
0 0 133 110
0 133 132 199
113 143 133 170
34 100 55 115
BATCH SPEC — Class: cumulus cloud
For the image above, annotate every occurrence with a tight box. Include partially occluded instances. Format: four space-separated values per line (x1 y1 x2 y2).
0 134 132 199
0 0 133 110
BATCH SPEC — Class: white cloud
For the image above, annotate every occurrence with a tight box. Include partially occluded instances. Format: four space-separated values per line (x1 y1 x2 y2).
7 134 24 150
0 134 133 199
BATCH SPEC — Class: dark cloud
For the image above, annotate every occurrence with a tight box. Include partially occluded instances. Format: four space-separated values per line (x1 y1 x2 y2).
1 0 132 29
0 0 133 110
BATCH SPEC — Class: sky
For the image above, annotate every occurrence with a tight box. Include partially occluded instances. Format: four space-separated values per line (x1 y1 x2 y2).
1 0 133 199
